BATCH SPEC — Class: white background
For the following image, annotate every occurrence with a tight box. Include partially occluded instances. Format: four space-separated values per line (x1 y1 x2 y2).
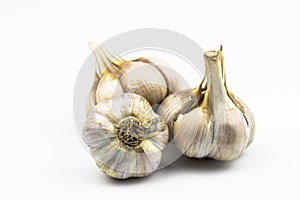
0 0 299 199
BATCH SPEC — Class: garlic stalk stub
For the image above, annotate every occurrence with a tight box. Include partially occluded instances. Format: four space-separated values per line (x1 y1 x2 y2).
82 93 168 179
158 46 255 160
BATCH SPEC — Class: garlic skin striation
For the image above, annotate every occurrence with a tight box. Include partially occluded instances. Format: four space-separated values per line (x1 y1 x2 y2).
83 93 168 179
86 40 186 116
158 47 255 160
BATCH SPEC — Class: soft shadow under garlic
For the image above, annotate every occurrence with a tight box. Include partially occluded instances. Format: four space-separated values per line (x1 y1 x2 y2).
159 156 232 173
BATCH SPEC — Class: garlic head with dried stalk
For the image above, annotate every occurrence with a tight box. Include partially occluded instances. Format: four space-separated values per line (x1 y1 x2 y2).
86 39 187 116
158 46 255 160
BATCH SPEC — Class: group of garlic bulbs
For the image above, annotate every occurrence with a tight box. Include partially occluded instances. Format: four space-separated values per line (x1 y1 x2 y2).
81 42 255 179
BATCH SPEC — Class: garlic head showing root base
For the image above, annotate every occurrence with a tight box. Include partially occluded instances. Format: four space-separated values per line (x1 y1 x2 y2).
82 93 169 179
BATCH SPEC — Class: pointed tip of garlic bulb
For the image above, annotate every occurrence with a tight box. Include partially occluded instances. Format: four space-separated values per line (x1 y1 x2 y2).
88 37 102 51
88 38 124 77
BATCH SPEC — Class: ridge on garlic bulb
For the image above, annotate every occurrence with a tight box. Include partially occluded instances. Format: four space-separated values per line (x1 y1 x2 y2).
83 93 169 179
158 46 255 160
86 39 186 116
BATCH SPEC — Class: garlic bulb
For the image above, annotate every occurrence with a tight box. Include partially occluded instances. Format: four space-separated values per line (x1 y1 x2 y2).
158 46 255 160
86 40 186 116
82 93 168 179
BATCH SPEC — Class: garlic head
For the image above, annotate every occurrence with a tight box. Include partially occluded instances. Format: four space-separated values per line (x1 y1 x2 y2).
158 46 255 160
82 93 168 179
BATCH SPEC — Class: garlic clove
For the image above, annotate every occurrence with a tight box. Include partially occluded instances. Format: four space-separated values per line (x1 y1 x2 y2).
90 44 125 103
174 107 213 158
86 71 100 117
119 61 168 105
243 103 255 147
108 92 158 122
227 92 256 147
95 143 160 179
82 93 168 179
82 118 114 150
207 107 249 160
140 57 188 93
157 87 202 138
95 70 124 102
